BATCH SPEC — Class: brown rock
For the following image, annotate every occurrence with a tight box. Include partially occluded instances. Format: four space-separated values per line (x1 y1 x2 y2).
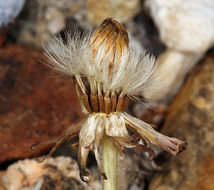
0 44 84 163
149 56 214 190
87 0 140 26
0 28 7 47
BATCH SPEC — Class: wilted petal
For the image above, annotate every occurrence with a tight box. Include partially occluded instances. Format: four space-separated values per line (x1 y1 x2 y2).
31 119 84 162
94 120 106 179
79 114 98 147
133 144 155 161
78 146 91 182
78 115 100 182
108 136 125 157
105 113 129 139
123 112 186 155
94 147 107 179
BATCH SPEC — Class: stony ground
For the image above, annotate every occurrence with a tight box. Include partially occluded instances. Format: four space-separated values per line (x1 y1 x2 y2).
0 0 214 190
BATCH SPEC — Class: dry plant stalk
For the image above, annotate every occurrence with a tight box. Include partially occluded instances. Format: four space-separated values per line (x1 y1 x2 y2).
32 18 186 189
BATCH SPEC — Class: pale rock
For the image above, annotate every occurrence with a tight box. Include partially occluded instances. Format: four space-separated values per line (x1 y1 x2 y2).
0 0 25 26
144 50 202 100
128 32 145 54
146 0 214 53
87 0 140 26
0 157 101 190
144 0 214 101
45 7 65 34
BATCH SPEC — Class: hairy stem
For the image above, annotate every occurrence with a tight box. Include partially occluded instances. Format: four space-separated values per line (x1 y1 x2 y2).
102 134 118 190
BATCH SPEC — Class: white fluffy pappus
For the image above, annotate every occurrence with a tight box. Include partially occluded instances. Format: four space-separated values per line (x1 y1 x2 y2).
44 31 156 101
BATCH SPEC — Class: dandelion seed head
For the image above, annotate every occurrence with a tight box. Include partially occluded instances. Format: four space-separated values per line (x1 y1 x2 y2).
44 18 156 100
41 18 186 183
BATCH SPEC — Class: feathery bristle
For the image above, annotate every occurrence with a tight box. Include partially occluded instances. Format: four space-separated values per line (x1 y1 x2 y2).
44 29 156 100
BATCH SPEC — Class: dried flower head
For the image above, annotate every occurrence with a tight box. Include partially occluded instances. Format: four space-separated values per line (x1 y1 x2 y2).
34 18 186 182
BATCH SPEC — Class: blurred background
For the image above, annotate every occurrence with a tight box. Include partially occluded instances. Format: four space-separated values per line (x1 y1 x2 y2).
0 0 214 189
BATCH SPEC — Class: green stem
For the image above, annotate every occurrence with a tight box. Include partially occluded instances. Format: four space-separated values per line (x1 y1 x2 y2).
102 134 118 190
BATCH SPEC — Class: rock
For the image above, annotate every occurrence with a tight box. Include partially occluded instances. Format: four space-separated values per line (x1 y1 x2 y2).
146 0 214 53
118 149 160 190
12 0 90 47
0 149 156 190
124 13 165 58
0 27 8 47
87 0 140 26
0 0 25 26
0 156 100 190
0 44 84 163
45 7 65 34
143 50 202 102
144 0 214 102
149 56 214 190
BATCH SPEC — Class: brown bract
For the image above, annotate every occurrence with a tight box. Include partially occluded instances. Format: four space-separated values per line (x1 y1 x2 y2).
90 18 129 75
78 18 130 115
